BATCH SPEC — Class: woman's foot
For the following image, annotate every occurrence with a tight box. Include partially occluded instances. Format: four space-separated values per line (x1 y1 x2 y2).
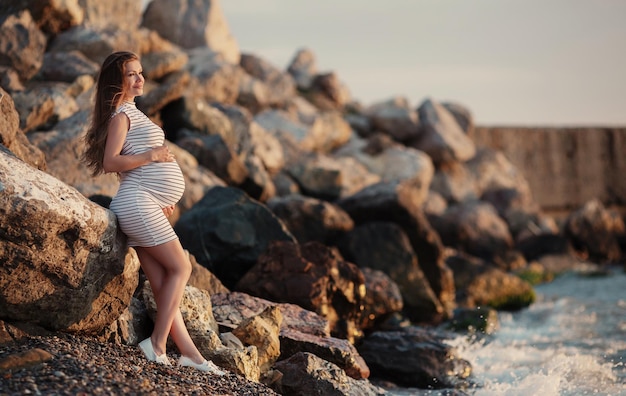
178 356 225 375
138 337 171 366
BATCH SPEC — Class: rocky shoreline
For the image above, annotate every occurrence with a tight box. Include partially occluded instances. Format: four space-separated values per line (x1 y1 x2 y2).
1 1 625 395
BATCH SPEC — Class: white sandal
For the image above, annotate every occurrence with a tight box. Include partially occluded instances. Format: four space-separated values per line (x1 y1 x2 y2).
179 356 225 375
138 337 171 366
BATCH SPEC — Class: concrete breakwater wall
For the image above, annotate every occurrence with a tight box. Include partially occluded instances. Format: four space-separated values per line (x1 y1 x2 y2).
470 127 626 213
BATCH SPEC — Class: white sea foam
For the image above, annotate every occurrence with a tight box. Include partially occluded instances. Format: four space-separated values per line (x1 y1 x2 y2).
451 271 626 396
387 271 626 396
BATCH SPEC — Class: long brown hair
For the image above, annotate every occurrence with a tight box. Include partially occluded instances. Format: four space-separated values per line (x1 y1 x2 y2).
82 51 139 176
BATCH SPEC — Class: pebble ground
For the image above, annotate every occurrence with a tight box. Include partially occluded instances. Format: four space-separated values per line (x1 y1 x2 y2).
0 333 278 395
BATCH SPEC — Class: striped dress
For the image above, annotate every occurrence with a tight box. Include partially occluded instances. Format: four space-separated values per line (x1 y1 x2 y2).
109 101 185 247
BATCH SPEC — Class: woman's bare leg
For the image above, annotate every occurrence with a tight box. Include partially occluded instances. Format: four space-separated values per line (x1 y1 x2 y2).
134 240 204 362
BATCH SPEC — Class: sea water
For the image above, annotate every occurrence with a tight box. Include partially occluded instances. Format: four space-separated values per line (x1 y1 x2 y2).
391 268 626 395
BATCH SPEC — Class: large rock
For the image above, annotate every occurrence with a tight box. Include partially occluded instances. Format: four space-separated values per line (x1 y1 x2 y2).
38 50 99 83
100 296 151 346
466 148 537 204
211 291 330 337
279 328 370 380
358 267 403 330
286 48 317 90
25 0 85 35
0 10 47 82
142 0 240 64
337 222 443 323
334 133 434 186
248 121 285 174
171 102 277 202
411 98 476 164
232 305 282 373
305 72 351 112
12 84 57 132
364 97 420 142
46 26 111 64
174 186 296 289
254 109 352 155
308 111 353 154
187 252 229 295
284 153 380 201
28 110 121 198
338 181 456 322
137 70 190 117
432 200 514 262
239 53 296 108
177 129 249 186
78 0 142 30
139 281 220 348
140 48 188 81
46 24 142 66
211 291 373 382
442 101 474 135
0 88 46 170
237 71 271 114
516 233 572 262
273 352 384 396
236 241 366 342
208 330 260 381
0 147 138 333
564 199 625 263
267 194 354 245
446 251 535 310
184 48 243 104
162 96 233 139
357 327 472 389
430 161 478 204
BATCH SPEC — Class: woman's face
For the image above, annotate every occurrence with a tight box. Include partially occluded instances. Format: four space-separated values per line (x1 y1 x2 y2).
121 59 144 101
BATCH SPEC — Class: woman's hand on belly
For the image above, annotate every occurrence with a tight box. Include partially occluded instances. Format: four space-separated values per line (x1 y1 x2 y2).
162 205 175 217
150 145 175 163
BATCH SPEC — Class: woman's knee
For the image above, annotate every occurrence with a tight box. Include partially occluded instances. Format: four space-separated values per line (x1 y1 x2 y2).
168 248 192 280
180 257 192 280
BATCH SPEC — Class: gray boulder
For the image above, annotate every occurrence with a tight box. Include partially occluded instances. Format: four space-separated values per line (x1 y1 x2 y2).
0 88 46 170
564 199 625 263
338 181 456 322
174 186 296 288
338 222 443 323
358 326 471 389
267 194 354 244
142 0 240 63
273 352 385 396
445 251 535 310
364 97 420 142
0 10 47 82
411 98 476 164
236 240 366 342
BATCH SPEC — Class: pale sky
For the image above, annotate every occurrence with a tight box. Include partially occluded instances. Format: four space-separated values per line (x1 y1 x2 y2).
220 0 626 126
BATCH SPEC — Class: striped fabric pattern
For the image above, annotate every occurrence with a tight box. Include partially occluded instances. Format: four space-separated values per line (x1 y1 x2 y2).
109 101 185 247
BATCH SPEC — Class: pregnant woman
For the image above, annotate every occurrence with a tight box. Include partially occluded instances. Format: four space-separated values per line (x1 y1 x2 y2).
82 51 223 375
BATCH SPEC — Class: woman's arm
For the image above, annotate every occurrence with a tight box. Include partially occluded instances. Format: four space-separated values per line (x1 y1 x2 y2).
102 112 172 173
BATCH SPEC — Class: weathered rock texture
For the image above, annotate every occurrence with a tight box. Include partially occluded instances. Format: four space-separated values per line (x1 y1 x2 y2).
0 148 139 333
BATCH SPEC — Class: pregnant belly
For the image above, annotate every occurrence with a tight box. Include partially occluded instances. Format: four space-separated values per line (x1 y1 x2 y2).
123 161 186 206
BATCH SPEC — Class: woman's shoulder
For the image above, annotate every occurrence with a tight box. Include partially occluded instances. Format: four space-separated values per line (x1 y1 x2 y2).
109 110 130 132
113 101 138 117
